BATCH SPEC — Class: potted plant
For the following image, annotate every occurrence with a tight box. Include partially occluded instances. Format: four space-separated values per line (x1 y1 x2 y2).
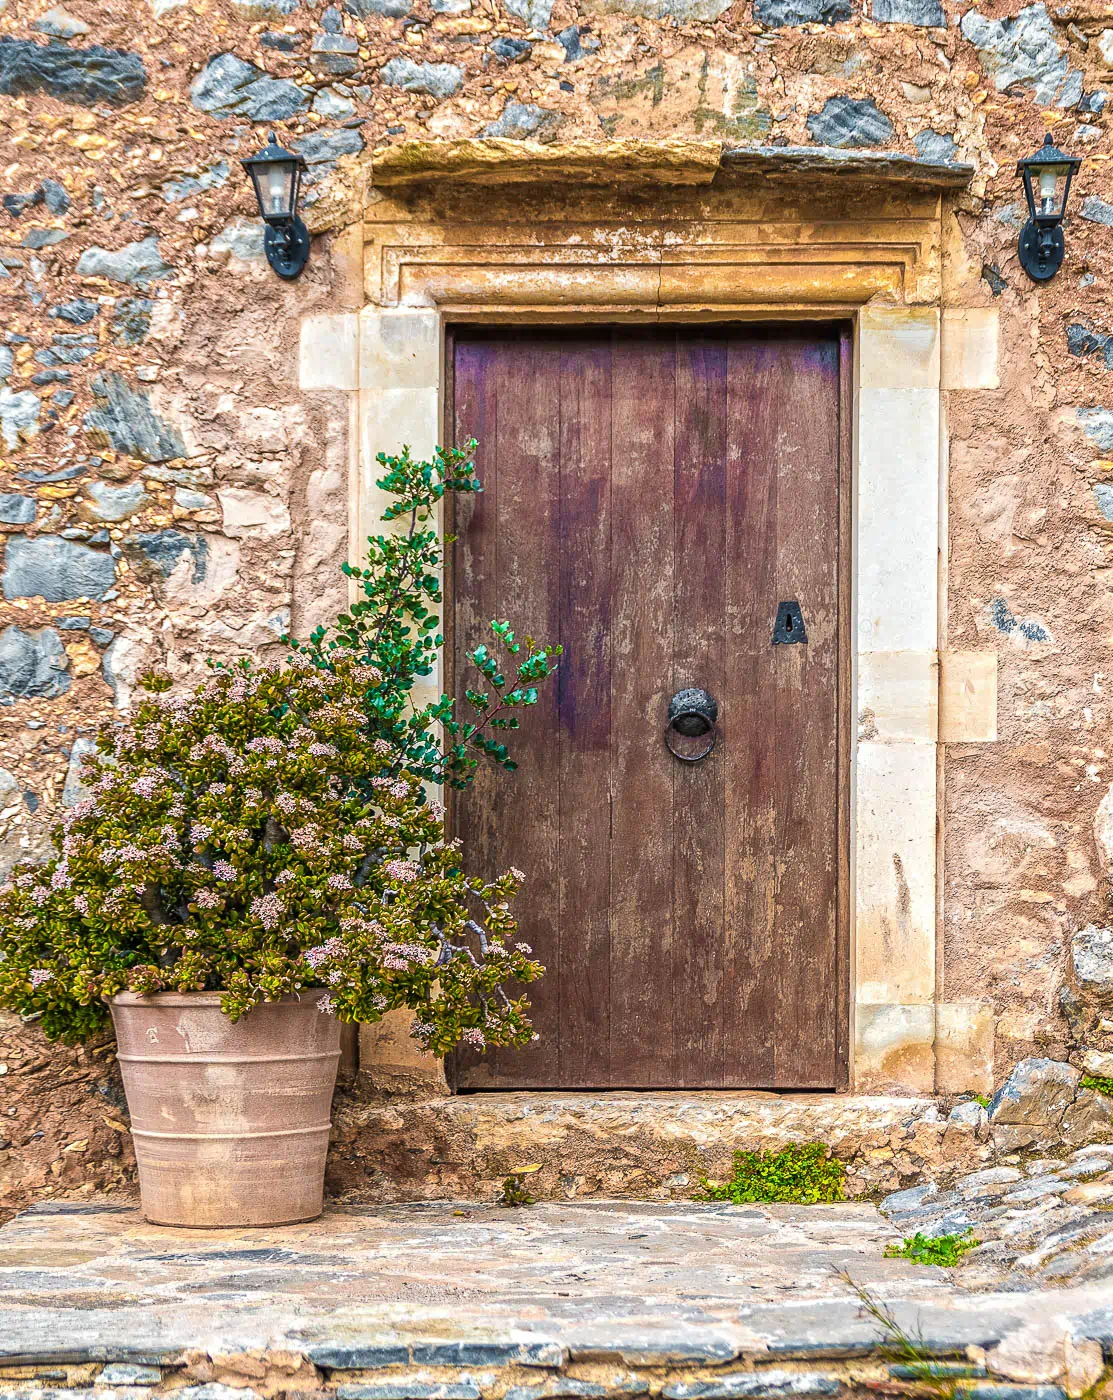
0 441 560 1229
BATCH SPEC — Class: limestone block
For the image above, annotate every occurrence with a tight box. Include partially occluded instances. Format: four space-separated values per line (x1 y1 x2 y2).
942 308 1000 390
359 1009 447 1093
855 1002 935 1093
300 312 358 392
217 488 291 538
857 650 937 743
855 741 936 1004
857 386 940 654
360 307 440 391
935 1002 994 1094
938 650 997 742
859 306 940 390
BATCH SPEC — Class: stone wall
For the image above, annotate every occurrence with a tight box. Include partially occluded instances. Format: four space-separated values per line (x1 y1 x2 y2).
1 0 1113 1166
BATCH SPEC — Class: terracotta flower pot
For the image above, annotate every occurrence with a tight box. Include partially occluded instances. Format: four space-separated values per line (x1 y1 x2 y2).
110 991 341 1228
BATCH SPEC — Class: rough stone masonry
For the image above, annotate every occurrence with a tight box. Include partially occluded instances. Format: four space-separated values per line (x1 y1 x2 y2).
3 0 1113 1211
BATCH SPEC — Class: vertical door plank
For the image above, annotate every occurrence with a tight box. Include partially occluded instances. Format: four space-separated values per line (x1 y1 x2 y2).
557 335 614 1087
723 335 778 1088
608 330 677 1086
454 333 562 1087
485 333 563 1086
451 334 502 1086
769 332 840 1088
671 331 729 1087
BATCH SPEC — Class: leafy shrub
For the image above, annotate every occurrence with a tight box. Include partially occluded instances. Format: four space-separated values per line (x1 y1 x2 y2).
1081 1073 1113 1098
696 1143 845 1205
0 653 543 1047
296 441 561 789
0 437 565 1052
884 1230 981 1267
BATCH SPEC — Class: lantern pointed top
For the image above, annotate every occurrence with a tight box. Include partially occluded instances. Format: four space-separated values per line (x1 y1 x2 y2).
1016 132 1079 177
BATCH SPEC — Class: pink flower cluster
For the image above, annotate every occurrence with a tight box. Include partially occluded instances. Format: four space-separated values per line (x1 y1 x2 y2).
305 937 347 969
250 892 286 930
384 858 418 884
212 861 237 881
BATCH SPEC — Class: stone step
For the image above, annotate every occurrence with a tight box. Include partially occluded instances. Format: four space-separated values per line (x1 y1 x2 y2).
327 1090 988 1203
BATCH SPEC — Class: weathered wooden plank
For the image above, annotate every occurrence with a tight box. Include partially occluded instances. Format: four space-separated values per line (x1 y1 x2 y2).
770 330 840 1089
723 333 779 1089
557 333 614 1087
608 330 677 1086
671 331 729 1087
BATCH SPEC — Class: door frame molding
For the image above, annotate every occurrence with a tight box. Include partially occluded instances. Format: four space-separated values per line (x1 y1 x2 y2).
298 169 999 1096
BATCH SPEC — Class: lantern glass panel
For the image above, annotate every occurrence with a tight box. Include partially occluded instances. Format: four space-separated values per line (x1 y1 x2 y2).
251 158 298 222
1031 161 1069 218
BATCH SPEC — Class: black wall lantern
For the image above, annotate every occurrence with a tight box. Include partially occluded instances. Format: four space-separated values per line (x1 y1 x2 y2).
241 131 310 281
1016 134 1081 283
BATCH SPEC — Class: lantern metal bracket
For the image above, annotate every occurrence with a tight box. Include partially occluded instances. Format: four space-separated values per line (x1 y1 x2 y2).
264 217 310 281
1017 220 1065 283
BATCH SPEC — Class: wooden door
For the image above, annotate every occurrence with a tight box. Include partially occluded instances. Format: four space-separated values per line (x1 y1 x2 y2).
448 325 849 1091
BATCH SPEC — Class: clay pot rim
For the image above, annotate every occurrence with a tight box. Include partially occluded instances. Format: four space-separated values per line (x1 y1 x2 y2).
110 989 327 1008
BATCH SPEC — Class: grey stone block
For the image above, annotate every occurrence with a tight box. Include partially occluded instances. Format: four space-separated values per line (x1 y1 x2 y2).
126 530 207 582
663 1376 841 1399
76 237 173 288
0 492 35 525
960 4 1081 108
379 57 463 98
0 626 70 701
306 1345 410 1367
1081 196 1113 227
0 37 146 105
336 1388 481 1400
988 1058 1080 1128
754 0 849 26
806 96 893 147
293 128 365 164
873 0 943 23
410 1342 565 1366
1071 925 1113 998
97 1365 162 1386
504 0 553 26
913 129 957 162
2 535 115 602
190 52 308 120
482 100 560 138
49 298 99 325
0 387 41 452
83 373 186 463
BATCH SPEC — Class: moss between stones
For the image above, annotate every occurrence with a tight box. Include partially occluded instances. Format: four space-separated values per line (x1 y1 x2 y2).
1081 1073 1113 1097
696 1142 845 1205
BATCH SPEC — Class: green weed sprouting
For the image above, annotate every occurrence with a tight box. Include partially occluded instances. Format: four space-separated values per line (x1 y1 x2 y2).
697 1143 845 1205
884 1230 981 1267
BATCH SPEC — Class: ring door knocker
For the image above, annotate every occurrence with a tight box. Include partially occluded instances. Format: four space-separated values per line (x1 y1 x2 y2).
664 687 718 763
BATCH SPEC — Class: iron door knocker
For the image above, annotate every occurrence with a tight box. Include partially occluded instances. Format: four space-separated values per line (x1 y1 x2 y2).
664 687 718 762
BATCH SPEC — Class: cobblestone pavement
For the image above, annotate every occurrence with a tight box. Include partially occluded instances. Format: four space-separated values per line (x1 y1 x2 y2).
1 1195 1112 1398
880 1144 1113 1290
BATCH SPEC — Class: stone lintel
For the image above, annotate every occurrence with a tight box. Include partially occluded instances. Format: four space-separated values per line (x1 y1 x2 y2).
369 138 974 192
720 145 976 190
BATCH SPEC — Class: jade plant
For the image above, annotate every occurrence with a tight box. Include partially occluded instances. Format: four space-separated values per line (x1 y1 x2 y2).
0 440 559 1052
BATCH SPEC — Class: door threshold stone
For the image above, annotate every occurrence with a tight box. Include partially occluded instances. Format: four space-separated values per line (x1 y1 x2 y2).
329 1089 983 1203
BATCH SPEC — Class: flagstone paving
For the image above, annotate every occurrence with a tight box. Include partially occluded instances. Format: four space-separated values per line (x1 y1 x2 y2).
1 1197 1112 1398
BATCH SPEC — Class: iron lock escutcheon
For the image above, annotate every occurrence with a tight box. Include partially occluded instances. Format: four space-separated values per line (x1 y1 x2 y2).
664 687 718 762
